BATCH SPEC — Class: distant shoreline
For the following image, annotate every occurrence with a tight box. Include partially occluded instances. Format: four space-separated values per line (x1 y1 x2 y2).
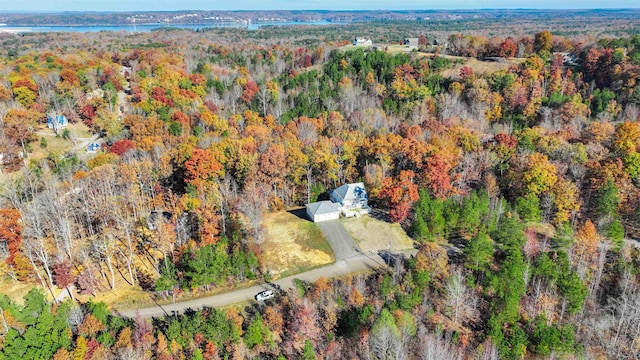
0 20 336 33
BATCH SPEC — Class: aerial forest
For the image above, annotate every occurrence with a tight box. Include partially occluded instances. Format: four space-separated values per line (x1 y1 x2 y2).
1 17 640 359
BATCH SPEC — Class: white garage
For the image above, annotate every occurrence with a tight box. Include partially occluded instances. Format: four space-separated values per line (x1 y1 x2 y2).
306 201 341 222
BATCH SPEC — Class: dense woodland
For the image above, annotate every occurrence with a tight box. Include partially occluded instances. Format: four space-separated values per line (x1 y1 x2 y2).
1 17 640 359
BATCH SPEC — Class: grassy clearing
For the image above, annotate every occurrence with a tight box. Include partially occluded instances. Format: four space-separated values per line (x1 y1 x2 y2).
262 209 334 277
337 44 374 51
342 215 414 253
338 43 524 77
84 283 155 310
439 56 525 77
29 122 94 160
0 276 153 310
0 279 40 305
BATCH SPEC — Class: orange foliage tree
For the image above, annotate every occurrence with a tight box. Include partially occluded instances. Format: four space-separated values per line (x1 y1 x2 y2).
378 170 419 223
0 209 22 265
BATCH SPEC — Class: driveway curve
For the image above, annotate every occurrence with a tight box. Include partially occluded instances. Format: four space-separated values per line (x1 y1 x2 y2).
118 219 389 318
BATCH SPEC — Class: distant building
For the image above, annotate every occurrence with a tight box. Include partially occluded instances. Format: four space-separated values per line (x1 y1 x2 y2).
47 115 68 131
557 52 579 66
353 37 373 46
86 142 101 153
404 38 419 49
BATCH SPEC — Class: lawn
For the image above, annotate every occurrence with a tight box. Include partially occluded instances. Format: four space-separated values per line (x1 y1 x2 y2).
29 122 94 160
84 283 155 310
438 56 525 77
0 279 39 305
339 42 524 77
342 214 415 253
262 209 334 277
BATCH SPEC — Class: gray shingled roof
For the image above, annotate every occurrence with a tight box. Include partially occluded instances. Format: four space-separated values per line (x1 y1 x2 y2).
306 201 341 215
332 182 367 203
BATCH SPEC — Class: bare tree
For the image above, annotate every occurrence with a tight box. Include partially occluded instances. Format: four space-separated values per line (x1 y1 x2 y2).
39 183 75 259
369 323 405 360
473 339 499 360
93 235 117 290
22 236 56 301
606 271 640 359
0 306 9 335
445 268 479 325
417 327 463 360
257 84 270 116
237 182 269 244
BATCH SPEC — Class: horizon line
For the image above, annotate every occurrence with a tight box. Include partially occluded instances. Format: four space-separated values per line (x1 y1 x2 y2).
1 8 639 13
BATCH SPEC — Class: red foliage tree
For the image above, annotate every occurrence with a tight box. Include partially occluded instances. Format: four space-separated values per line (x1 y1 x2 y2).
110 139 136 156
151 86 173 107
189 73 206 86
77 263 102 296
302 54 313 68
133 315 155 353
459 66 474 81
499 37 517 58
13 77 38 92
172 111 191 130
418 34 428 46
204 99 219 113
424 153 455 199
584 47 601 80
80 104 97 126
53 261 76 299
241 80 259 103
85 338 100 360
494 133 518 148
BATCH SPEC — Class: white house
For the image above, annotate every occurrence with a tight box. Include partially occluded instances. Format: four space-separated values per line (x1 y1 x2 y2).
86 142 101 153
404 38 419 49
353 37 373 46
557 52 579 66
306 201 341 222
47 115 68 131
330 182 370 217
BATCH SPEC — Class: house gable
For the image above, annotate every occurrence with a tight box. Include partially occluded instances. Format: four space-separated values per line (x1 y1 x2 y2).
330 182 369 212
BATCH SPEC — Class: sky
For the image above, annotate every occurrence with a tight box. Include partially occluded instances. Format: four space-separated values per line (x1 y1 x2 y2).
0 0 638 12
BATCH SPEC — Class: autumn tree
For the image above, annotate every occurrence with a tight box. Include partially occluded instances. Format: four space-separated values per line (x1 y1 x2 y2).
0 208 22 265
52 261 76 300
425 153 457 199
184 148 225 191
534 31 552 55
521 153 558 197
378 170 419 223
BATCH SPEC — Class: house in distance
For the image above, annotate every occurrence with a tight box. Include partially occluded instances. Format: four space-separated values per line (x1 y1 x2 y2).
306 182 370 222
404 37 419 49
353 37 373 46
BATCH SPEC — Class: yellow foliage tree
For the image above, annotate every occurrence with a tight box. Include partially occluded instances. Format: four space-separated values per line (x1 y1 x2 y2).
522 153 557 196
553 178 581 224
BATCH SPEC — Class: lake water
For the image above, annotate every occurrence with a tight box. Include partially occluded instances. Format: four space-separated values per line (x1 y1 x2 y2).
0 20 336 33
